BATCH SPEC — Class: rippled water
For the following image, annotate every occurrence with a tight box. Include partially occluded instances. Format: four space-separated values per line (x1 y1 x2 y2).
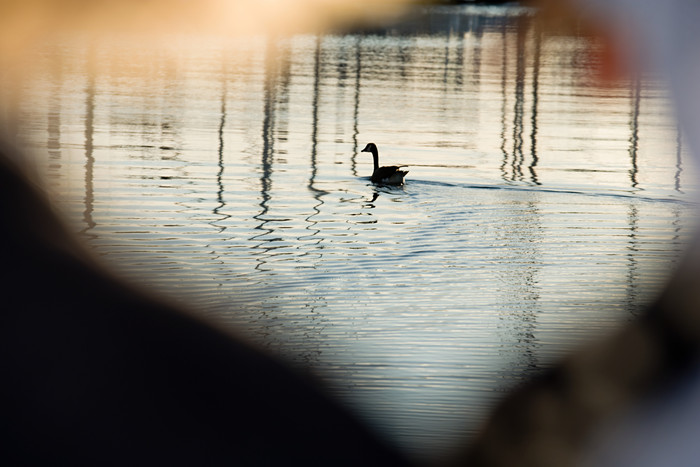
13 5 699 460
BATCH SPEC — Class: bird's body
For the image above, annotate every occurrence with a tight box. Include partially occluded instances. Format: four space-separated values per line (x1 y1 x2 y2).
361 143 408 185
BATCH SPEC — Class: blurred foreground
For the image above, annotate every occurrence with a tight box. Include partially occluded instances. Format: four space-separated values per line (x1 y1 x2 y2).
3 0 700 466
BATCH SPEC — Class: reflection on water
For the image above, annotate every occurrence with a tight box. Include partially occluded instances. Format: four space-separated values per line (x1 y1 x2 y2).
82 48 96 237
629 76 641 188
15 5 699 460
495 193 542 375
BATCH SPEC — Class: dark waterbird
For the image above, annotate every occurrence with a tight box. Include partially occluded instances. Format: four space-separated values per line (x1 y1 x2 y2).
361 143 408 185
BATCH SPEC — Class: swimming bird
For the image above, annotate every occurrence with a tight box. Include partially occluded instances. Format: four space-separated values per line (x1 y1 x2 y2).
361 143 408 185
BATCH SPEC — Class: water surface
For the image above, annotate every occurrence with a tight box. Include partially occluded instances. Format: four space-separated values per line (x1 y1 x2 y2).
15 5 698 460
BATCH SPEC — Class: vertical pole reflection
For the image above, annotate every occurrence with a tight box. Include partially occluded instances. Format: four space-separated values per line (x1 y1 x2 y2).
454 28 464 89
6 68 20 144
252 37 292 273
351 36 362 177
495 197 542 374
82 46 96 237
511 18 526 182
213 60 231 231
624 77 643 312
47 51 62 174
625 203 640 316
398 42 411 81
625 77 642 316
261 43 275 215
251 37 277 271
628 76 641 189
455 27 464 91
529 21 541 186
672 127 683 260
470 27 482 87
217 77 226 216
442 30 451 87
301 36 328 367
306 36 328 239
675 127 683 193
309 36 323 195
203 56 232 284
441 25 465 102
499 24 509 181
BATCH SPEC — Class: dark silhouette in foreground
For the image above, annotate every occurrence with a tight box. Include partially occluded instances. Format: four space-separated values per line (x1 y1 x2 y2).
0 144 410 465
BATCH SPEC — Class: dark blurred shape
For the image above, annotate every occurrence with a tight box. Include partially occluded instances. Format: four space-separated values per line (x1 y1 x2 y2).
0 144 410 465
453 273 700 466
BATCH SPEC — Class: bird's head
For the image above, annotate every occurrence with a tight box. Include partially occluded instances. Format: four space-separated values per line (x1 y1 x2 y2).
361 143 376 153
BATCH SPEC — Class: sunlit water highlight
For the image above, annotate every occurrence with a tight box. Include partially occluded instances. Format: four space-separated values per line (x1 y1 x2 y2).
13 5 699 460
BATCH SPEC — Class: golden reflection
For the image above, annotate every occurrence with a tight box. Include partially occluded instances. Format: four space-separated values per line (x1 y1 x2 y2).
0 0 413 132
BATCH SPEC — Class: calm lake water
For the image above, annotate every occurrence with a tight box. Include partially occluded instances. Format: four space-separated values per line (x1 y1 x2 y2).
11 4 699 461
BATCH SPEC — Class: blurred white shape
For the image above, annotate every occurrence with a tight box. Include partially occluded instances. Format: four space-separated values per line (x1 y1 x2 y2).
573 0 700 465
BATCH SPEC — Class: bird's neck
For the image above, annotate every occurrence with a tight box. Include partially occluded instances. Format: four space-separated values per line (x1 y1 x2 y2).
372 149 379 171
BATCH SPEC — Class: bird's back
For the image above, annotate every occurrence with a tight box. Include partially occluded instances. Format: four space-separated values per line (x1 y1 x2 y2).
371 166 408 185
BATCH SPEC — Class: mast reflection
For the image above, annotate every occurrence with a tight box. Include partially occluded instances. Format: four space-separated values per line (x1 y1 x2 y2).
628 76 641 189
251 37 293 273
351 36 362 177
499 18 540 185
496 196 543 374
47 51 62 174
82 48 96 237
499 24 509 181
625 78 642 314
470 21 482 86
529 22 541 186
214 60 230 231
303 36 329 247
511 19 526 183
300 37 328 367
626 204 640 316
675 127 683 193
251 38 279 272
308 36 328 201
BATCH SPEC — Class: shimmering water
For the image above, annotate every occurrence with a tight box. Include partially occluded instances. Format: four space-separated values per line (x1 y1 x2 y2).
12 5 699 461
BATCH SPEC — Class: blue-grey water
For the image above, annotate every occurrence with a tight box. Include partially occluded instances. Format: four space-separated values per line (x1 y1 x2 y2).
12 5 699 460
